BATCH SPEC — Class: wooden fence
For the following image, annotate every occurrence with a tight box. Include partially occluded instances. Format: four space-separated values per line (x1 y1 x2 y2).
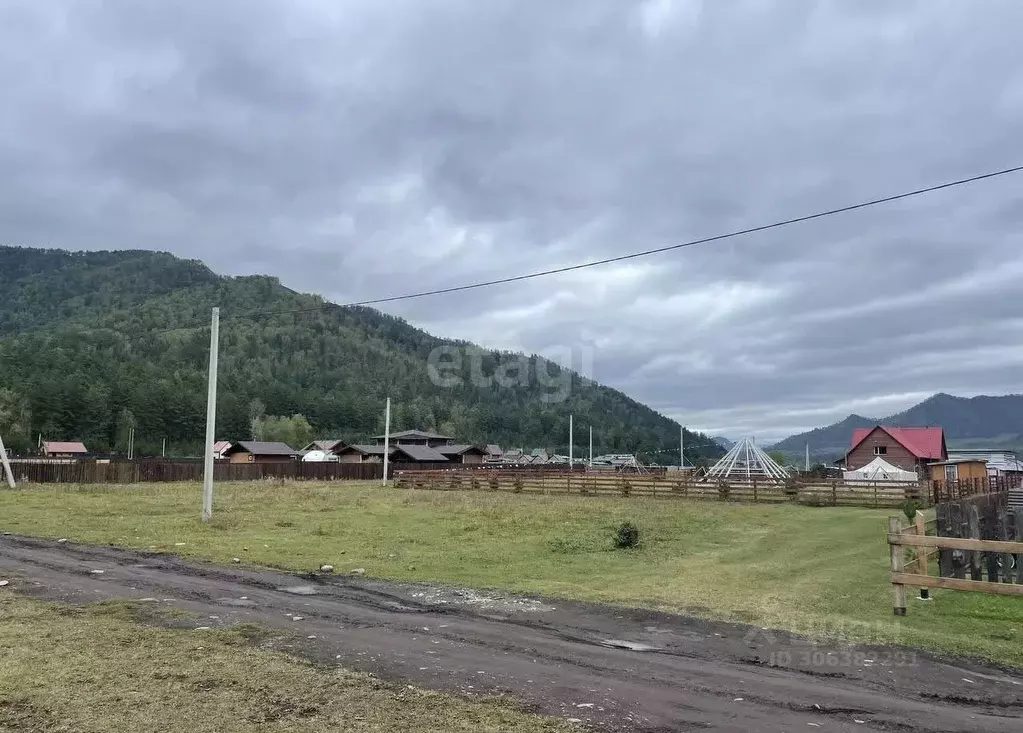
393 469 926 508
887 493 1023 615
6 459 385 484
930 474 1023 504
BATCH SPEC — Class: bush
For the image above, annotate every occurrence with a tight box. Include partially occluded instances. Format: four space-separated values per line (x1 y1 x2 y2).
901 499 920 522
613 522 641 549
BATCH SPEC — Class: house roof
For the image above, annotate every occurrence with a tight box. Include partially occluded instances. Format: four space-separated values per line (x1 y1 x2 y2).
435 444 487 456
848 426 946 460
43 441 88 454
338 444 391 456
372 429 453 441
486 444 503 456
301 439 345 453
225 441 299 457
393 444 449 462
212 441 232 453
928 458 988 466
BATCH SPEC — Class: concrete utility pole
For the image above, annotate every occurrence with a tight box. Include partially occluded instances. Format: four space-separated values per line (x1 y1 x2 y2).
805 443 810 472
0 433 15 488
128 426 135 460
569 414 573 466
381 397 391 486
162 438 167 458
680 426 685 469
201 307 220 522
588 426 593 467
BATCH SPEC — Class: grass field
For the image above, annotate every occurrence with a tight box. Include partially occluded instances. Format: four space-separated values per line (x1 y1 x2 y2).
0 594 567 733
2 481 1021 668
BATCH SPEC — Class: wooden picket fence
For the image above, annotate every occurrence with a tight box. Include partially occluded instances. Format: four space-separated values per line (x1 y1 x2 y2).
393 469 926 508
887 493 1023 615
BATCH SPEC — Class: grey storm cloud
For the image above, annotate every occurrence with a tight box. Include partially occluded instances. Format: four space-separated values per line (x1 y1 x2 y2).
2 0 1023 440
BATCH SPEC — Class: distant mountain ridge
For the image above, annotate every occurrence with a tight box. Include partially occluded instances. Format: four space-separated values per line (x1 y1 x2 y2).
710 436 735 450
772 393 1023 460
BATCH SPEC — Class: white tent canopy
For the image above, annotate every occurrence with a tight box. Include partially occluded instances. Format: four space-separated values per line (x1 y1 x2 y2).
301 449 336 463
843 456 917 483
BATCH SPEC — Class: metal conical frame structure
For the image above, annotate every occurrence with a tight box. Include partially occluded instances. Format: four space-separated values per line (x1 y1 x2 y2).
706 437 789 482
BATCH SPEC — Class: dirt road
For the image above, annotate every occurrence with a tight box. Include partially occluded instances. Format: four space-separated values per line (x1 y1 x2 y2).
0 534 1019 732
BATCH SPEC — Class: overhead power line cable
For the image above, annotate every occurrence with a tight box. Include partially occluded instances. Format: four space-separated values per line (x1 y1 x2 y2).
229 163 1023 319
7 163 1023 341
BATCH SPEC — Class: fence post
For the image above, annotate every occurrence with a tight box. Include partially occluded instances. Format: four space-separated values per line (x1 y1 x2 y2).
968 505 983 581
889 516 907 615
914 510 929 600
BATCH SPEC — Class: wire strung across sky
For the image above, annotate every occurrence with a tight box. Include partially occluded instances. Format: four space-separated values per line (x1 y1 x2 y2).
227 163 1023 317
13 163 1023 343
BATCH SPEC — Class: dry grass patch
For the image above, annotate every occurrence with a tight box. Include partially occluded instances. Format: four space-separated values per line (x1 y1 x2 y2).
0 593 568 733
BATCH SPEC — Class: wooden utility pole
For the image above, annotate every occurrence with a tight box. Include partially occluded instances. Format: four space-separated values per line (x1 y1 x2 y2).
381 397 391 486
0 433 15 488
201 307 220 522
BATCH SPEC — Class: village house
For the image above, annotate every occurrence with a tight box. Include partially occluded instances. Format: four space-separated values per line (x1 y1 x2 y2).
334 445 390 464
334 443 450 464
844 426 947 474
41 441 88 459
300 439 346 454
927 458 990 489
212 441 232 460
223 441 299 464
947 448 1023 477
435 444 488 464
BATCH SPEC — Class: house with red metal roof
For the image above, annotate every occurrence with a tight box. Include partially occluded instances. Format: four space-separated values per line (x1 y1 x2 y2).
41 441 88 458
844 426 947 474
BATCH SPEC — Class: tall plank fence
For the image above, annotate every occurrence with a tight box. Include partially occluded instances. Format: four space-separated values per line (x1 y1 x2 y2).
6 459 384 484
4 459 583 485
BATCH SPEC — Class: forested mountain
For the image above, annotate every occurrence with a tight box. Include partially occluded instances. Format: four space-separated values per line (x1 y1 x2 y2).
0 246 720 462
772 393 1023 460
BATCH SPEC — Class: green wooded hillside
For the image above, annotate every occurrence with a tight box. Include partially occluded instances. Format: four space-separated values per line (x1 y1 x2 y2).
0 246 719 462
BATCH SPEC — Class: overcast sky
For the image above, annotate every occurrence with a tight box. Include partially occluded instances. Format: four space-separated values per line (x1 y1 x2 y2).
3 0 1023 440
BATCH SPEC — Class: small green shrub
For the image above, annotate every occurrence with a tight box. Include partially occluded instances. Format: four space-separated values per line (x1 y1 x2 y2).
901 499 920 522
613 522 641 549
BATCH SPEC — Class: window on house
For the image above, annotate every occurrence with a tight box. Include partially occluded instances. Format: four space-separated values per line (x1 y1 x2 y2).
874 446 887 456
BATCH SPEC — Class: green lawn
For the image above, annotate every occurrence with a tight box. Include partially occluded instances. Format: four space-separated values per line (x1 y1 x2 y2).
0 594 567 733
2 481 1021 667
